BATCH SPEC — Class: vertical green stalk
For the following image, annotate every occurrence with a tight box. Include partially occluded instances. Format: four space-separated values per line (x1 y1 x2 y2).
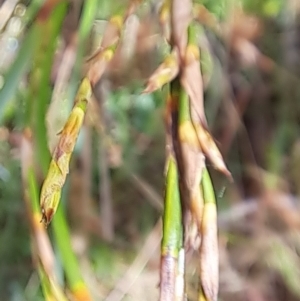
178 82 190 124
162 158 182 256
160 156 183 301
53 200 93 301
28 168 41 214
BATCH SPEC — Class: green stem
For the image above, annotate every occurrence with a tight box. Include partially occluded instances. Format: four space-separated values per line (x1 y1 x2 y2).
201 167 216 204
28 168 40 213
160 154 183 301
178 80 190 124
52 189 92 300
162 157 183 256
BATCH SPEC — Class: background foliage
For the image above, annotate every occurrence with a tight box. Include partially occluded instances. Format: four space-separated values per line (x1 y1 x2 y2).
0 0 300 300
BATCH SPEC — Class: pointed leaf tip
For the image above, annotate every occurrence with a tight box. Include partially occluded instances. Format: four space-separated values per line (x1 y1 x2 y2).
143 50 179 94
196 125 231 178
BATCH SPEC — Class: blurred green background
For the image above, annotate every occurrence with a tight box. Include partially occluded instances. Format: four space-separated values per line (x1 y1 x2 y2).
1 0 300 300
